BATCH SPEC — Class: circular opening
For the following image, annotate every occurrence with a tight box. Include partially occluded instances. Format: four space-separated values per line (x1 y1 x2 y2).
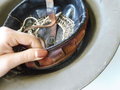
0 0 97 76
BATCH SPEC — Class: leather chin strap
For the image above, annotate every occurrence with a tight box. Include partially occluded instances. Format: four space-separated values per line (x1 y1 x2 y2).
45 0 57 46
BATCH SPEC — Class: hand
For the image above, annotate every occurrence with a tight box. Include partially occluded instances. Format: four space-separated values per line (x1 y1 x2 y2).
0 26 48 77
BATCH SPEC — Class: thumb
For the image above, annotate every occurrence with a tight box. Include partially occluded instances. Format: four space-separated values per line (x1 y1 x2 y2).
0 49 47 73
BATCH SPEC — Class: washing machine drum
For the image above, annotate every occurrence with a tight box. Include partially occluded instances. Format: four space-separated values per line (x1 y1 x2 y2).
4 0 88 73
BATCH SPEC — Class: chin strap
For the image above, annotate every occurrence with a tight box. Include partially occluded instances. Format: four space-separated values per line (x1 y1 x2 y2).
45 0 57 47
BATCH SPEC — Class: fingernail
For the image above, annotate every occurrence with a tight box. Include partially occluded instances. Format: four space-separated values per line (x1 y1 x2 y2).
35 49 48 58
34 57 43 61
